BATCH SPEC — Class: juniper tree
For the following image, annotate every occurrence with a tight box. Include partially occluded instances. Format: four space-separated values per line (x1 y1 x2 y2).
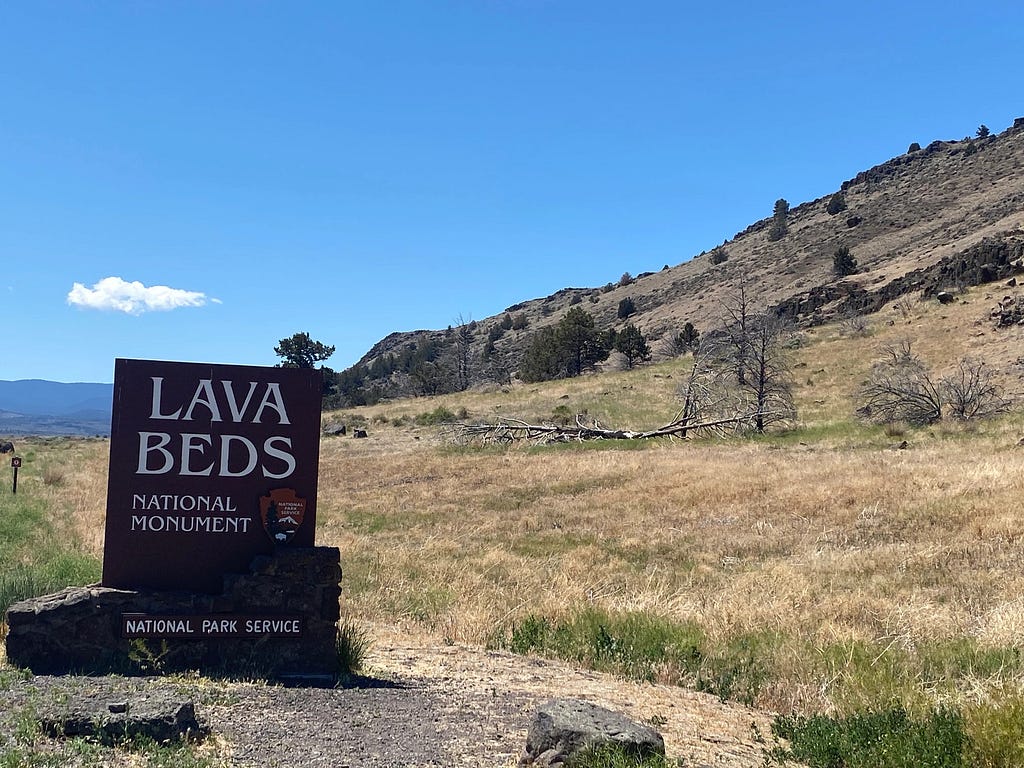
520 307 610 382
614 324 651 369
274 332 335 368
456 325 474 391
767 198 789 241
275 332 339 407
680 321 700 351
833 245 858 277
558 307 609 377
520 328 563 383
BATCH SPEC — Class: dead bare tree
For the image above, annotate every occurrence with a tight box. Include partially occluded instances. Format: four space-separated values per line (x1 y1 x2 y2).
857 343 1014 426
452 314 475 392
941 357 1012 421
673 347 721 437
720 285 753 385
856 341 943 425
742 316 797 432
714 290 796 433
839 309 870 338
671 343 760 437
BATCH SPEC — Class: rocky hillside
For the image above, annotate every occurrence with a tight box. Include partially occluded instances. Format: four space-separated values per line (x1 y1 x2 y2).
338 119 1024 404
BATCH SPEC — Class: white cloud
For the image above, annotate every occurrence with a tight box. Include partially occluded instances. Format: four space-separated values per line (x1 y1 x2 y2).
67 277 218 315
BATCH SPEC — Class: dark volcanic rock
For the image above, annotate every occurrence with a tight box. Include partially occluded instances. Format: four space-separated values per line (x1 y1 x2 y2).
5 547 341 681
38 689 206 744
519 699 665 767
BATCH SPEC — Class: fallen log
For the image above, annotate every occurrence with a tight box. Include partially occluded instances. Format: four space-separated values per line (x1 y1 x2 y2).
447 411 784 445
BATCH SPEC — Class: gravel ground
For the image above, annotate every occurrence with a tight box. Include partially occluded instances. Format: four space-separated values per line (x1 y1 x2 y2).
1 627 772 767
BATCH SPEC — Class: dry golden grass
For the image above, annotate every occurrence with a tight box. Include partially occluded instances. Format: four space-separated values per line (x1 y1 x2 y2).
12 282 1022 719
315 282 1024 713
2 437 108 561
317 421 1024 707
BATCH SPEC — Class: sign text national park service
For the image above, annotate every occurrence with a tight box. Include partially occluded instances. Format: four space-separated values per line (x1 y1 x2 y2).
102 359 323 593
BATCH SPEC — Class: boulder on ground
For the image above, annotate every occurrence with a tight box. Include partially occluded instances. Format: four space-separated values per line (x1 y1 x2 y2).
38 690 206 744
519 699 665 767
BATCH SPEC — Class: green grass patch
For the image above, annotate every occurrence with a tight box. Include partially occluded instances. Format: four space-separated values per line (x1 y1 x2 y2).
345 508 400 534
762 419 886 446
767 706 967 768
494 608 778 705
509 531 598 558
414 405 465 425
1 703 223 768
964 687 1024 768
336 617 371 680
919 640 1022 683
0 491 100 615
816 638 1024 716
816 640 930 715
496 609 1024 728
0 494 50 558
0 554 100 615
567 743 682 768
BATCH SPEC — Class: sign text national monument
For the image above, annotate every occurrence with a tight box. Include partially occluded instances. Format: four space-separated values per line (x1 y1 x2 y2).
103 358 322 593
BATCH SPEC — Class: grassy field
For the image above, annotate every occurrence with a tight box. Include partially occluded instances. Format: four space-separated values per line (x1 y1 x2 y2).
3 286 1023 764
0 437 102 618
322 288 1024 763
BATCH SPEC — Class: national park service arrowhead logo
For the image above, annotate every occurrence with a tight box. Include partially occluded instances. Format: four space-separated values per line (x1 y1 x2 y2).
259 488 306 544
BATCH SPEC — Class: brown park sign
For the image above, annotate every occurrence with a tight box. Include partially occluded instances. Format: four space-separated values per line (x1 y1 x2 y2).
102 359 323 593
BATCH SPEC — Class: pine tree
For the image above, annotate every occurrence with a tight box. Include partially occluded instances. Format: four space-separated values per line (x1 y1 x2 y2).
520 328 563 383
833 245 858 277
680 321 700 351
614 324 651 369
557 307 609 377
274 332 335 368
767 198 789 241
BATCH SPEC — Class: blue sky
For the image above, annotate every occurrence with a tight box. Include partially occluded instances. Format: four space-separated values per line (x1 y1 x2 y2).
2 1 1022 383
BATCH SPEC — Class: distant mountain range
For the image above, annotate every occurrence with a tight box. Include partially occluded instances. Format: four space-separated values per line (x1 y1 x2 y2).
0 380 113 436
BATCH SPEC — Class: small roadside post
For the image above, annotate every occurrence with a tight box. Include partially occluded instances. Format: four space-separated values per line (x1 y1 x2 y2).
11 456 22 494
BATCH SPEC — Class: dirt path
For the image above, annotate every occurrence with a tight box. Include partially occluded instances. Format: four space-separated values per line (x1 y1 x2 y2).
2 627 773 767
361 625 772 767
